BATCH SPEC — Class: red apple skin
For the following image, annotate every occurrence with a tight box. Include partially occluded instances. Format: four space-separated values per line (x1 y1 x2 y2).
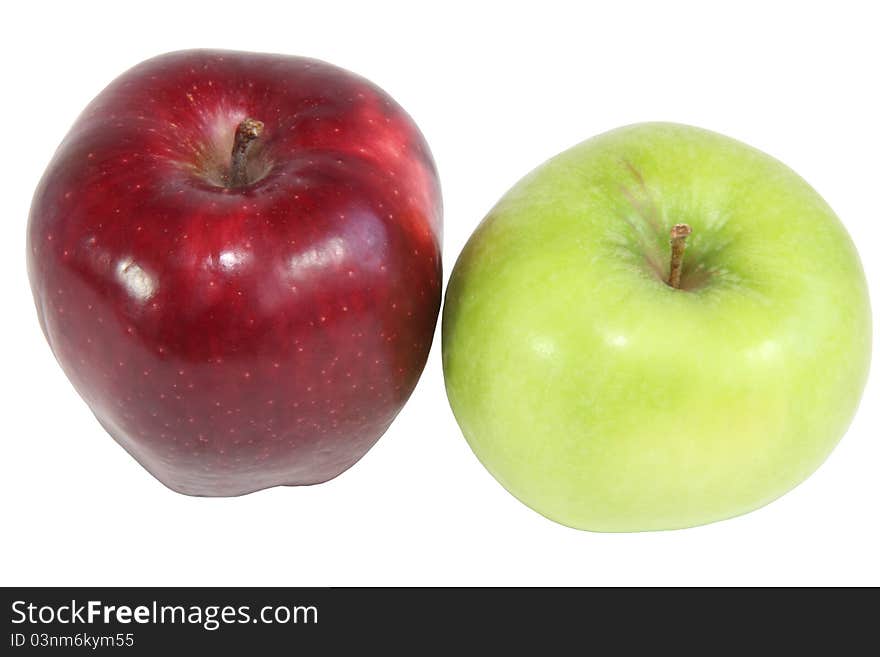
27 50 442 496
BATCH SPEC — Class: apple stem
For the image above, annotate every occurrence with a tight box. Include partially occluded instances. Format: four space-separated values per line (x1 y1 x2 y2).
667 223 692 289
228 118 265 187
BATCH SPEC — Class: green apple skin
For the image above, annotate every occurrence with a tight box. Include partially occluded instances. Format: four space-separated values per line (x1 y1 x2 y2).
442 123 871 532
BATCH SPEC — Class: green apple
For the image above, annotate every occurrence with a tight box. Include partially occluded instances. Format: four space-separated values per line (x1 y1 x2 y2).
442 122 871 532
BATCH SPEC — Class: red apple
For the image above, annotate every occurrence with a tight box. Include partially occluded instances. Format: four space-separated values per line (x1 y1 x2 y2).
27 50 442 496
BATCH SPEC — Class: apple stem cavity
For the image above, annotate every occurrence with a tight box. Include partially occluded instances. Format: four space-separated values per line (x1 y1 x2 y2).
667 223 692 289
228 118 265 188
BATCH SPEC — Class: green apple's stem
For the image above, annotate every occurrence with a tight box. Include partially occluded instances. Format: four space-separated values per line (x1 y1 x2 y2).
668 223 692 289
228 118 264 187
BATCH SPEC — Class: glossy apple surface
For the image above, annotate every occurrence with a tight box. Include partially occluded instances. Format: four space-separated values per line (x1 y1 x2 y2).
28 50 442 496
443 123 870 531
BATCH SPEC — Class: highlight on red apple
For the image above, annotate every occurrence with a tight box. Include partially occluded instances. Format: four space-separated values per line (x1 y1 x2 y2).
442 122 871 532
27 49 442 496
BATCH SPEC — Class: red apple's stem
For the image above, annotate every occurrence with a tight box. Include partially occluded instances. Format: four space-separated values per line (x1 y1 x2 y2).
667 223 692 289
228 118 264 187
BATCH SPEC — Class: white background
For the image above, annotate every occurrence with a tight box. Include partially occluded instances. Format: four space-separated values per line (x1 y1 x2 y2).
2 0 878 586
